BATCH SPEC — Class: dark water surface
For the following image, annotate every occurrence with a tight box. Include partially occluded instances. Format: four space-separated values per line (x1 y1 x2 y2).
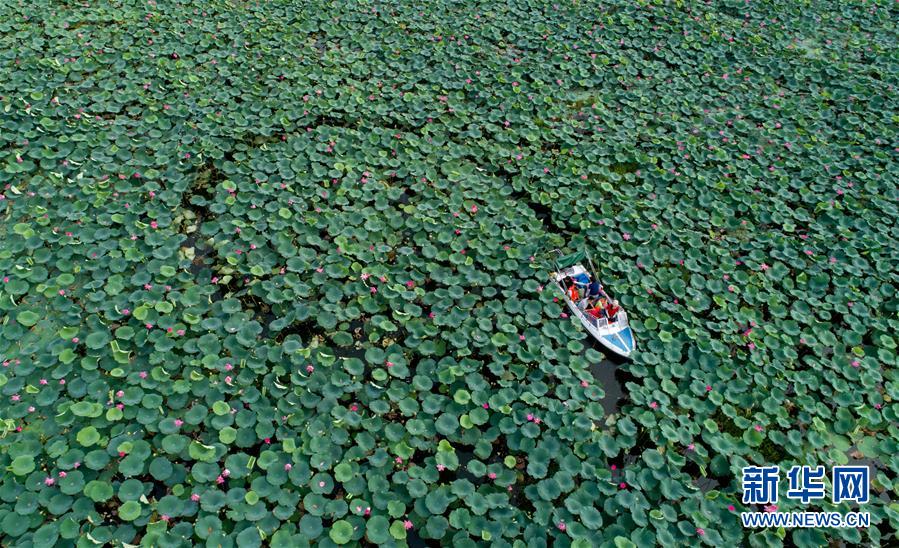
586 343 631 416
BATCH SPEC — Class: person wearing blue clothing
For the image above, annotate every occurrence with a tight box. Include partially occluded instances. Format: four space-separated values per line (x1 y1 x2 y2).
587 279 607 300
570 273 590 308
573 272 590 290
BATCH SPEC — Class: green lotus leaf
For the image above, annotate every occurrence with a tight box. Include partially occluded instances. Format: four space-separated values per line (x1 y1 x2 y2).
16 311 40 327
10 455 35 476
76 427 101 447
118 501 142 521
329 520 354 545
84 480 114 502
389 520 408 541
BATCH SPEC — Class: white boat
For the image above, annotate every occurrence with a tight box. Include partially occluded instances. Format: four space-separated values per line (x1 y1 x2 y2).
550 251 636 359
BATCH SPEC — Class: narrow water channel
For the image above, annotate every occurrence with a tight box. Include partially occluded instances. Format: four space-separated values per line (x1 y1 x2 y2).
587 344 630 416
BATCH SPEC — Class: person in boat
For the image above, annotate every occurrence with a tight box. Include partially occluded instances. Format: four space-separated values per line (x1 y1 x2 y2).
573 272 591 291
567 281 580 302
586 300 607 321
606 299 621 320
587 279 607 300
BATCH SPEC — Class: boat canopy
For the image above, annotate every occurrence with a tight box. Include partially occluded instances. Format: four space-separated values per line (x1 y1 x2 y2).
555 250 585 270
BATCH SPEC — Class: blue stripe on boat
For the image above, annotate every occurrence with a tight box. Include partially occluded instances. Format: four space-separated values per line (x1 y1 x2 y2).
619 327 634 352
602 334 625 353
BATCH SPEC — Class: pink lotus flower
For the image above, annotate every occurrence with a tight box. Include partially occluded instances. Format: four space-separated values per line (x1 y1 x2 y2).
174 419 183 427
488 472 497 479
705 385 712 392
649 401 658 409
728 505 735 511
58 289 65 296
526 414 534 421
764 505 777 513
222 469 231 477
191 493 200 502
696 528 705 536
58 471 67 478
851 360 860 368
72 337 79 343
619 482 627 489
622 232 631 241
437 464 445 471
747 342 755 350
216 475 225 484
44 477 55 486
318 481 326 487
284 463 292 471
580 380 589 388
306 365 314 373
11 394 20 402
385 361 394 368
482 403 489 409
760 263 769 271
754 424 763 432
557 521 566 531
403 520 413 530
39 379 48 385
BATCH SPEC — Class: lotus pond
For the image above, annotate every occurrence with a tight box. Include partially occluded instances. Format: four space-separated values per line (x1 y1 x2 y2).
1 0 897 546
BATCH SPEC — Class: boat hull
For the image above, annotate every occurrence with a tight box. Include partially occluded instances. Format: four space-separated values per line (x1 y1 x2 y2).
561 297 635 358
551 265 636 358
